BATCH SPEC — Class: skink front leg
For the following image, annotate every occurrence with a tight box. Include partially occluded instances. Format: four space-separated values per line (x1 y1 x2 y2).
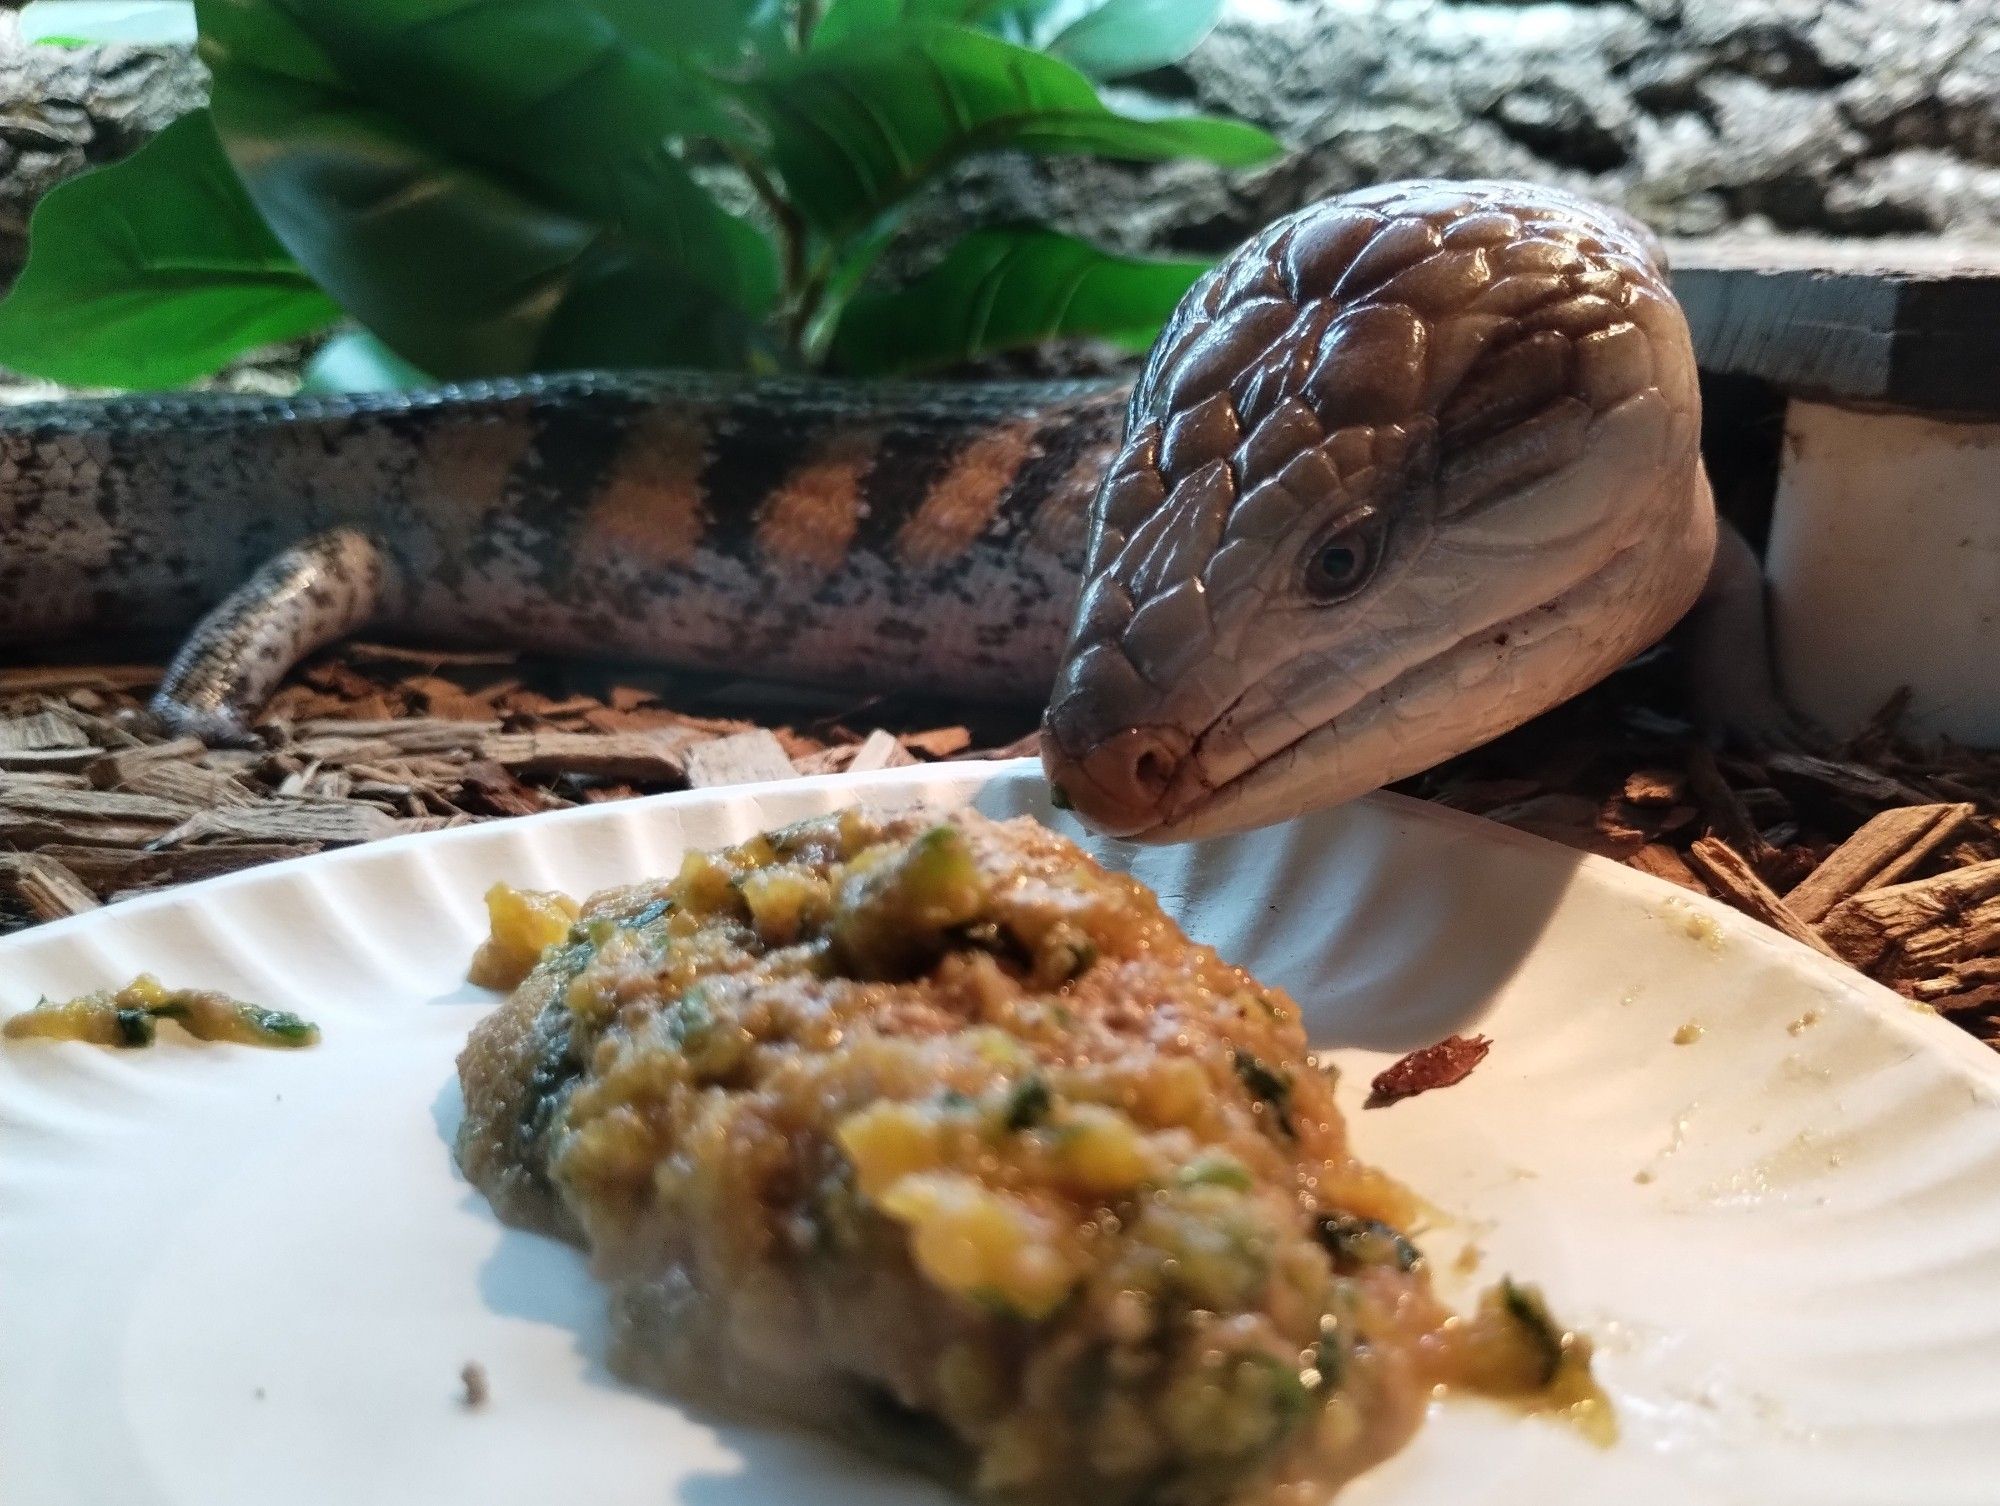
1682 518 1824 750
150 528 401 745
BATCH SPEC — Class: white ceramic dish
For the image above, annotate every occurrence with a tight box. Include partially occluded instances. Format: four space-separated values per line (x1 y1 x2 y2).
5 760 2000 1506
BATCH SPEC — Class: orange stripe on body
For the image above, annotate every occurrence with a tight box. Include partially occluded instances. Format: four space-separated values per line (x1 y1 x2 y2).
755 426 880 573
582 409 711 567
894 422 1039 569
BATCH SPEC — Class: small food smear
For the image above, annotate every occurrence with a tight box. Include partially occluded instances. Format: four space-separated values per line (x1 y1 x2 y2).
1368 1032 1493 1107
3 974 318 1049
1787 1010 1822 1035
467 883 580 990
460 1361 489 1410
1672 1022 1704 1046
1444 1279 1616 1446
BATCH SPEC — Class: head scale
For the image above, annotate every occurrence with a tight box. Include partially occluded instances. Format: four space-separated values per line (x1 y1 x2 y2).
1041 180 1715 841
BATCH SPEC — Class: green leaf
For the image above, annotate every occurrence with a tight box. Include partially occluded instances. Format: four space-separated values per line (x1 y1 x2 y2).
811 0 1011 48
817 0 1221 75
195 0 778 378
18 0 196 44
581 0 793 66
298 327 432 393
743 24 1279 237
0 111 338 388
1038 0 1224 77
827 225 1206 375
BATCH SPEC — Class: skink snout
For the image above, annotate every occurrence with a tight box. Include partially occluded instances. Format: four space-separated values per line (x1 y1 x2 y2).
1041 719 1190 839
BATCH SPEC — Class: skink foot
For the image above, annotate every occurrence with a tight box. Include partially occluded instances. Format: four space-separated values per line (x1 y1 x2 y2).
149 528 399 746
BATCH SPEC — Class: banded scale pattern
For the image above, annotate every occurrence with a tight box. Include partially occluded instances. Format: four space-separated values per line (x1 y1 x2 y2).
0 372 1130 701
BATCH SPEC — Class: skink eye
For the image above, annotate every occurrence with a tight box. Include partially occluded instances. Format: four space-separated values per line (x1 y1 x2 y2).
1303 510 1384 603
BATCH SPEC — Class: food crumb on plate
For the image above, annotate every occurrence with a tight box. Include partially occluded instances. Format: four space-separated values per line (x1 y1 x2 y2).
1367 1033 1493 1107
1672 1022 1704 1045
460 1361 489 1410
1786 1010 1821 1035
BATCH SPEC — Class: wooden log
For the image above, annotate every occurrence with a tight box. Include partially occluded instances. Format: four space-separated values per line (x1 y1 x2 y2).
1685 836 1842 959
1783 803 1973 923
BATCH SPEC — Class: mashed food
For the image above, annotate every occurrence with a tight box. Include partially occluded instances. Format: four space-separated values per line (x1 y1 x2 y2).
455 808 1598 1503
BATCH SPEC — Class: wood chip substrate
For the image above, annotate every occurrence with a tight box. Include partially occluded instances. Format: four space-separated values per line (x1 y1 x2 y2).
2 647 1998 1054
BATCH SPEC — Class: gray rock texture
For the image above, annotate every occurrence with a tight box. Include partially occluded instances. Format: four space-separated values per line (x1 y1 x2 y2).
943 0 2000 253
0 22 207 280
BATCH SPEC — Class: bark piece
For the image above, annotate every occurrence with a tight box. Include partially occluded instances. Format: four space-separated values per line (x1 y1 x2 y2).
1628 843 1708 893
1685 747 1776 869
157 801 403 846
1783 803 1974 923
85 738 207 786
1622 768 1687 807
683 731 798 789
0 708 92 752
1684 836 1842 958
1763 751 1941 814
482 729 696 783
845 729 917 774
0 854 100 921
902 727 972 759
36 843 322 890
1818 860 2000 983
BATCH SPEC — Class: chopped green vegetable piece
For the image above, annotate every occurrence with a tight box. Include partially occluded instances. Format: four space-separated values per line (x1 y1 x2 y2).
1003 1075 1052 1131
1500 1278 1565 1387
114 1007 157 1048
1231 1049 1295 1137
1176 1154 1253 1190
1314 1213 1423 1273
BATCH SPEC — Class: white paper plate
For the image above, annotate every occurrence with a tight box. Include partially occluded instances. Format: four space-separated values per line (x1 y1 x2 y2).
5 760 2000 1506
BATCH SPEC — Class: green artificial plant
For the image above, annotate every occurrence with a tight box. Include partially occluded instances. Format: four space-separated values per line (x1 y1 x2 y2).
0 0 1278 390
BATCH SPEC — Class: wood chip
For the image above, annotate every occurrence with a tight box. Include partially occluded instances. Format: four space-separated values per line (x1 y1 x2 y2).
85 739 207 786
845 729 917 774
0 708 91 752
0 854 100 921
35 843 323 890
788 744 860 778
1622 768 1688 807
1783 803 1974 923
0 784 197 826
1366 1034 1492 1108
0 745 103 772
901 726 972 759
1684 836 1842 958
1818 859 2000 981
1685 747 1777 869
121 761 260 809
0 664 158 694
683 731 798 789
1628 843 1708 893
156 801 402 846
483 729 696 784
1763 751 1940 813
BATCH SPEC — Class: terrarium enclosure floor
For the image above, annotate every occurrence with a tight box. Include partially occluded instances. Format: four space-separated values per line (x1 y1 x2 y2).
1 643 1998 1052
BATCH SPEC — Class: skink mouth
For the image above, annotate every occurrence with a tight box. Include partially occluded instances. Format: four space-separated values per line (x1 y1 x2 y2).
1050 548 1650 844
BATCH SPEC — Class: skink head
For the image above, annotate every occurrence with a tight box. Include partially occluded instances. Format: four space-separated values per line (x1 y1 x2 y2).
1044 180 1715 842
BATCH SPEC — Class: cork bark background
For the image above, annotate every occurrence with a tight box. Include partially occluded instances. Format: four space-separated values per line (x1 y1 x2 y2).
0 0 1992 397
